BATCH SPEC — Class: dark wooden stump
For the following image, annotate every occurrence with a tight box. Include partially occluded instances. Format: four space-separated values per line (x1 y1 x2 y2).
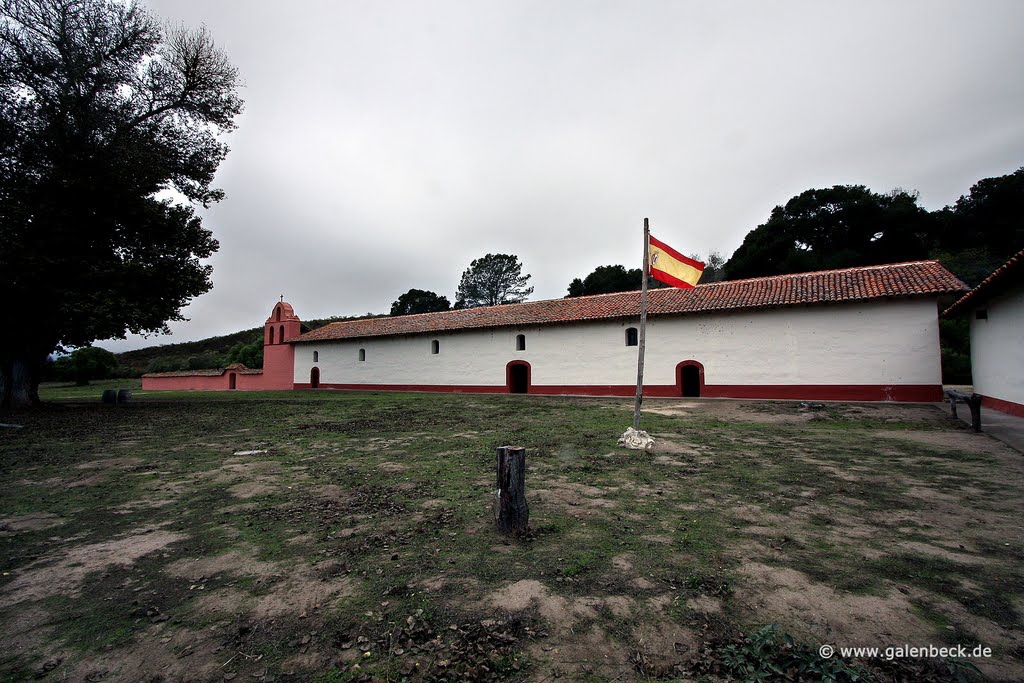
495 446 529 535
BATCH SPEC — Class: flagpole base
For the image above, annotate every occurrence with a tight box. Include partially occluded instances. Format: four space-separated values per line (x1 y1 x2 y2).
618 427 655 451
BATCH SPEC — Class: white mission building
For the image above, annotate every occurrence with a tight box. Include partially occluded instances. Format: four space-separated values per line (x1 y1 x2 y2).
944 249 1024 416
284 261 965 402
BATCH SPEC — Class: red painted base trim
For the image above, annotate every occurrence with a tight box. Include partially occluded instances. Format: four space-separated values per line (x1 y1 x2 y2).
295 383 499 393
980 395 1024 417
292 382 943 402
701 384 943 402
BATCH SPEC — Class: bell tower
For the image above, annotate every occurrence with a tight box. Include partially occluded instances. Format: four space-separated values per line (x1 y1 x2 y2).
262 298 301 389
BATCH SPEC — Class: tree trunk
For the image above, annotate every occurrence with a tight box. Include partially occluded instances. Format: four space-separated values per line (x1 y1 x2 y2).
494 446 529 536
1 353 43 411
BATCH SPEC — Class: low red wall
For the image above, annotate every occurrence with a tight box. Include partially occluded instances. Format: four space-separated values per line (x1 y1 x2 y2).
142 371 267 391
981 394 1024 417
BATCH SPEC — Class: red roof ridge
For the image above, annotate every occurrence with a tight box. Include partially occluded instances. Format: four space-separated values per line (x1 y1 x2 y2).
710 259 946 286
943 248 1024 317
293 260 966 345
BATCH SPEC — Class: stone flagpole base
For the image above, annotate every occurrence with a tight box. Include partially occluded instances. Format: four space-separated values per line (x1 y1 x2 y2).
618 427 655 451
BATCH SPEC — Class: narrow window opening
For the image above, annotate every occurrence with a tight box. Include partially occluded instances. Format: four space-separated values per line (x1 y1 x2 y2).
431 340 440 354
276 306 282 322
279 325 285 342
625 327 638 346
313 351 319 362
359 348 366 361
269 326 275 345
516 334 526 351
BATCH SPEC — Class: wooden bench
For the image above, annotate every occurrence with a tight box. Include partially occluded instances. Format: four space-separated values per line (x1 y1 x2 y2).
945 389 982 432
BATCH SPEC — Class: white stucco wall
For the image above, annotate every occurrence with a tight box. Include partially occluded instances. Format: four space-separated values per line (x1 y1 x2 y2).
295 298 942 390
969 283 1024 407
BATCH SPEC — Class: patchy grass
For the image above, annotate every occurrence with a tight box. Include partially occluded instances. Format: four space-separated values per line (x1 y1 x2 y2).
1 392 1022 681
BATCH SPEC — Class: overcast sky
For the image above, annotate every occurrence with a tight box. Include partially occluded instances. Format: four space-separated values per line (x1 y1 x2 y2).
98 0 1024 353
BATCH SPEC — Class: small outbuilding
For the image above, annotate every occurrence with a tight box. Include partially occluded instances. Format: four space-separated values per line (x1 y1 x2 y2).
944 249 1024 416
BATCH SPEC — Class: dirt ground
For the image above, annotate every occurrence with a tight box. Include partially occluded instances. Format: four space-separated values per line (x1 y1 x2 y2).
2 395 1022 681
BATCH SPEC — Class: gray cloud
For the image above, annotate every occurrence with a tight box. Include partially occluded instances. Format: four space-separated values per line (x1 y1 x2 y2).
98 0 1024 352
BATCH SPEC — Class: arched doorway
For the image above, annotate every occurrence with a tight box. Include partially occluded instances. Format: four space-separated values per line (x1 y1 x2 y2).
310 367 320 389
506 361 530 394
676 360 704 397
229 373 237 390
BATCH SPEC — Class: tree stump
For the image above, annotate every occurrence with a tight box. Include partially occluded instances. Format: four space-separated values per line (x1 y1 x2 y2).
495 446 529 535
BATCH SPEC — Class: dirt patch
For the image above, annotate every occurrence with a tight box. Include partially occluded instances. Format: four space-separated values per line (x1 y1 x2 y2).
528 626 631 680
531 476 621 518
632 621 698 676
0 512 64 533
875 428 1013 455
67 620 225 683
169 548 358 620
251 574 356 619
228 481 277 498
487 579 597 630
167 549 279 580
734 561 934 645
0 528 185 607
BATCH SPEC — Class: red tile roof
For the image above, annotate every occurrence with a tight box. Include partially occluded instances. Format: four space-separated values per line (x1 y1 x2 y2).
142 363 263 378
943 249 1024 317
295 261 967 344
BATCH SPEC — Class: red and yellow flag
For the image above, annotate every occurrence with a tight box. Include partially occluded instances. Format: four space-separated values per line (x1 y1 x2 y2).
649 235 705 289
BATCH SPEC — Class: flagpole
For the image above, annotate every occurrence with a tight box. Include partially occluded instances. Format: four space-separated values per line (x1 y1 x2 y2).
632 218 650 431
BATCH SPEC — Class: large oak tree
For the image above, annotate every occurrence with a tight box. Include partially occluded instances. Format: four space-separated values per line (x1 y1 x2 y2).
722 186 933 280
0 0 243 408
454 253 533 308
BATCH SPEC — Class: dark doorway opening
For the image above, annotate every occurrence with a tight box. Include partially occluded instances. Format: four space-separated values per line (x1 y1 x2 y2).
508 362 529 394
229 373 237 390
681 365 701 397
310 367 320 389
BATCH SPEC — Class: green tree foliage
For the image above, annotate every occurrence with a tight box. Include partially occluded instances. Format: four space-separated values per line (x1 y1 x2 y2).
933 166 1024 286
723 186 933 280
687 251 727 283
226 339 263 369
390 289 452 316
455 254 534 308
566 265 641 297
0 0 243 408
53 346 119 385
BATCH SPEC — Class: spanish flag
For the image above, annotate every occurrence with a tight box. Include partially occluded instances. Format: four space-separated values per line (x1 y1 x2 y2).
649 235 705 289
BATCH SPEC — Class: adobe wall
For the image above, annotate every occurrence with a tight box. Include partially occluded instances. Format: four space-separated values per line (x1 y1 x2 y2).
970 283 1024 416
141 370 266 391
293 298 943 401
